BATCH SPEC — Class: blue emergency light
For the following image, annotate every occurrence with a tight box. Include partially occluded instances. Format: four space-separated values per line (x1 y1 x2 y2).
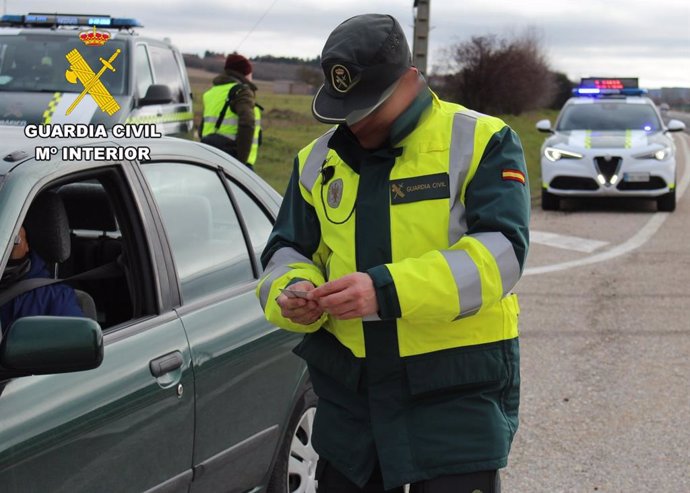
0 13 143 29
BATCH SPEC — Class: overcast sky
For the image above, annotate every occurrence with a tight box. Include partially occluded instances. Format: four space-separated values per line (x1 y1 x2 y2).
10 0 690 88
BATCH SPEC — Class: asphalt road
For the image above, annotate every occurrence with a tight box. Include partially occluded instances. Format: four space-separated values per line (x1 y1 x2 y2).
502 132 690 492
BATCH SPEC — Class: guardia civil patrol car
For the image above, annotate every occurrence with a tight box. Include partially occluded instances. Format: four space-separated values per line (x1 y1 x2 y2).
0 13 193 137
537 78 686 211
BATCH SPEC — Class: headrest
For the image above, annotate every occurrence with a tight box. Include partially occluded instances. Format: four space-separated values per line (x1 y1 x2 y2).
24 191 71 263
58 183 118 232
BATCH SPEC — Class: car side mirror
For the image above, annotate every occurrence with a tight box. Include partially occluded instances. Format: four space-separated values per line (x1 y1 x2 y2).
666 119 686 133
139 84 174 106
536 119 553 133
0 316 103 378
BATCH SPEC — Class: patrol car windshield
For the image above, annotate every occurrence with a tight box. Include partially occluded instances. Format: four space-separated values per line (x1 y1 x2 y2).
0 34 127 95
557 102 662 132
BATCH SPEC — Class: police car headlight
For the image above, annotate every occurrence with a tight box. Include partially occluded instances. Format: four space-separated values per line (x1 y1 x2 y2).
544 147 583 162
634 147 672 161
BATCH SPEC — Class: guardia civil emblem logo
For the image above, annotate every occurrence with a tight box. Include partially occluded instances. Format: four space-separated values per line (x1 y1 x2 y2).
327 178 344 208
331 65 353 93
64 26 121 116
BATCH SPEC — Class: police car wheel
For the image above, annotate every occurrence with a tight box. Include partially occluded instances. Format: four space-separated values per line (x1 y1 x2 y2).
541 189 560 211
267 386 319 493
656 190 676 212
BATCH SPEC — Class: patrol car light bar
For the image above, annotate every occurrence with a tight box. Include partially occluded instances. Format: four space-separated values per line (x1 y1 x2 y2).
573 87 648 96
0 13 143 29
573 77 646 97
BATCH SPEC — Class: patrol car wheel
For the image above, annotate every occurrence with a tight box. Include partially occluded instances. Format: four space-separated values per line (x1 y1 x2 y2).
267 386 318 493
656 190 676 212
541 189 560 211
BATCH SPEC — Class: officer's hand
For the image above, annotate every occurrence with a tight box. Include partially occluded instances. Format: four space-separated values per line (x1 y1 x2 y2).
276 281 323 325
310 273 378 320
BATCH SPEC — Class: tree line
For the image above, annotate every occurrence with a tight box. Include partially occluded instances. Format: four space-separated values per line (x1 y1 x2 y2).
185 32 576 115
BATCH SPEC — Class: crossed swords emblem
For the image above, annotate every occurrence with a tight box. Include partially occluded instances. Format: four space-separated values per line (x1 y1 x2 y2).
391 184 406 199
64 48 121 116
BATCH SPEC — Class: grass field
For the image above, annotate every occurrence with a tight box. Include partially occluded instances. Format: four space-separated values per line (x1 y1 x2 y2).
189 68 555 198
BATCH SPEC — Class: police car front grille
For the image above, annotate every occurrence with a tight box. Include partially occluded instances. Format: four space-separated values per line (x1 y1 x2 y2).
550 176 599 190
594 156 622 182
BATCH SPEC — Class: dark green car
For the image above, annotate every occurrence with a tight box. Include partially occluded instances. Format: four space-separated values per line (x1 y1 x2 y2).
0 128 318 492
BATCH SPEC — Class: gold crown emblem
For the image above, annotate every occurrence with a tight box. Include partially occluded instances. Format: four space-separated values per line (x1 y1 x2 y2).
79 26 111 46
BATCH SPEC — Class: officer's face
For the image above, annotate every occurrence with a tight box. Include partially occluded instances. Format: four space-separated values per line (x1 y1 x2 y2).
348 68 420 148
11 227 29 260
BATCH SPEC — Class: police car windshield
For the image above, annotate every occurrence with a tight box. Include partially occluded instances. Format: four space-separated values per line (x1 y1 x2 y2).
0 34 127 95
557 101 662 132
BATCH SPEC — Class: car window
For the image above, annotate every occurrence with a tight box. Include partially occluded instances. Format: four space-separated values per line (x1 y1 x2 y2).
134 44 154 99
148 45 184 103
1 171 153 332
142 163 253 302
0 34 127 95
227 181 274 260
557 102 662 132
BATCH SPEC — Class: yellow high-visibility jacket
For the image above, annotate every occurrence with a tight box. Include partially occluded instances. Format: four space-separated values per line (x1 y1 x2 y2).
201 82 261 165
257 88 530 489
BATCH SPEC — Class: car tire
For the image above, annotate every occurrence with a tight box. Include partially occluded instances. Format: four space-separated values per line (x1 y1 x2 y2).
656 190 676 212
267 385 319 493
541 189 560 211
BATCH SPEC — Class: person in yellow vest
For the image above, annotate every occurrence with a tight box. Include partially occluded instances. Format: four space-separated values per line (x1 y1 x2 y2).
199 53 261 168
257 13 530 493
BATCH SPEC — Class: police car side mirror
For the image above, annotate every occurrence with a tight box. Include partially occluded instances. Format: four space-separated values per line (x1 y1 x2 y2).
536 119 554 133
666 119 686 133
139 84 174 106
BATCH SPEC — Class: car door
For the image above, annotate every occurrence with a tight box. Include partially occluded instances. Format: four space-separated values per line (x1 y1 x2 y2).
127 42 193 137
139 161 306 492
0 163 195 493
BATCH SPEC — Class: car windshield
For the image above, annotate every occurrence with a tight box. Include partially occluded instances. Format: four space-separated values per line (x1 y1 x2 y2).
557 101 662 132
0 34 127 95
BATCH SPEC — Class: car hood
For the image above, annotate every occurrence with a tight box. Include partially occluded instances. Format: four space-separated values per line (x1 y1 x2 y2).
0 91 130 127
548 130 669 150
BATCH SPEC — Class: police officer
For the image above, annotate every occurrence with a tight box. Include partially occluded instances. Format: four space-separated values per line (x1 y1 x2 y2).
199 53 261 168
257 13 529 493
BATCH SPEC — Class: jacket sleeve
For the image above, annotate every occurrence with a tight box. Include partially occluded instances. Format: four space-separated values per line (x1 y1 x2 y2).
256 157 329 332
231 86 256 163
368 124 530 321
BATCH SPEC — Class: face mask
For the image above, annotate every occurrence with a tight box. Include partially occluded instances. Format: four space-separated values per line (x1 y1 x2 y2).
0 255 31 288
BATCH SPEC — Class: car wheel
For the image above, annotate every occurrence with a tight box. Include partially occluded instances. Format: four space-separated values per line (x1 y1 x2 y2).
267 386 318 493
656 190 676 212
541 189 560 211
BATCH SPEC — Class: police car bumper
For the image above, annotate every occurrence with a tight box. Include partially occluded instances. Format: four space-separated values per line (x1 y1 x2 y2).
541 154 676 198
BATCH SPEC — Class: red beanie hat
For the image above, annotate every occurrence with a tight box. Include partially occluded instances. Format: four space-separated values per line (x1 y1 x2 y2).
224 54 252 76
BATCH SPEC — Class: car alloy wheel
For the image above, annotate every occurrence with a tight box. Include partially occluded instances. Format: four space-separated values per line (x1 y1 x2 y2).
287 407 318 493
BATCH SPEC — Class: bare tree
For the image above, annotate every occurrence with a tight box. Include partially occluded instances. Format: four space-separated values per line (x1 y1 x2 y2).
439 29 555 115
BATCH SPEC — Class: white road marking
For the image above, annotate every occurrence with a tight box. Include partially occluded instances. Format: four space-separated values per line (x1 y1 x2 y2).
530 231 609 253
525 133 690 276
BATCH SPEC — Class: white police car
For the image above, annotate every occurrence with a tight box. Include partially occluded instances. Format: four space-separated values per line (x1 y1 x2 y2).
0 13 193 137
537 78 686 211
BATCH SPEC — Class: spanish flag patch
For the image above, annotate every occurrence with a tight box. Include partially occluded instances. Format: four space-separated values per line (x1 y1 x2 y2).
502 169 526 185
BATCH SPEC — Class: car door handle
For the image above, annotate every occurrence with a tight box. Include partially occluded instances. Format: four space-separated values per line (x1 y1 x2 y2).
149 351 183 377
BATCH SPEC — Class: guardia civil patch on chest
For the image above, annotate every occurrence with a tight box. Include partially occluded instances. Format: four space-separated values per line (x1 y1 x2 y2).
390 173 450 205
327 178 344 208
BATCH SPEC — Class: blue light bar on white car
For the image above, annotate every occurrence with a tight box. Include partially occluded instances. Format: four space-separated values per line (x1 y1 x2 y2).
0 13 142 28
573 87 648 96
